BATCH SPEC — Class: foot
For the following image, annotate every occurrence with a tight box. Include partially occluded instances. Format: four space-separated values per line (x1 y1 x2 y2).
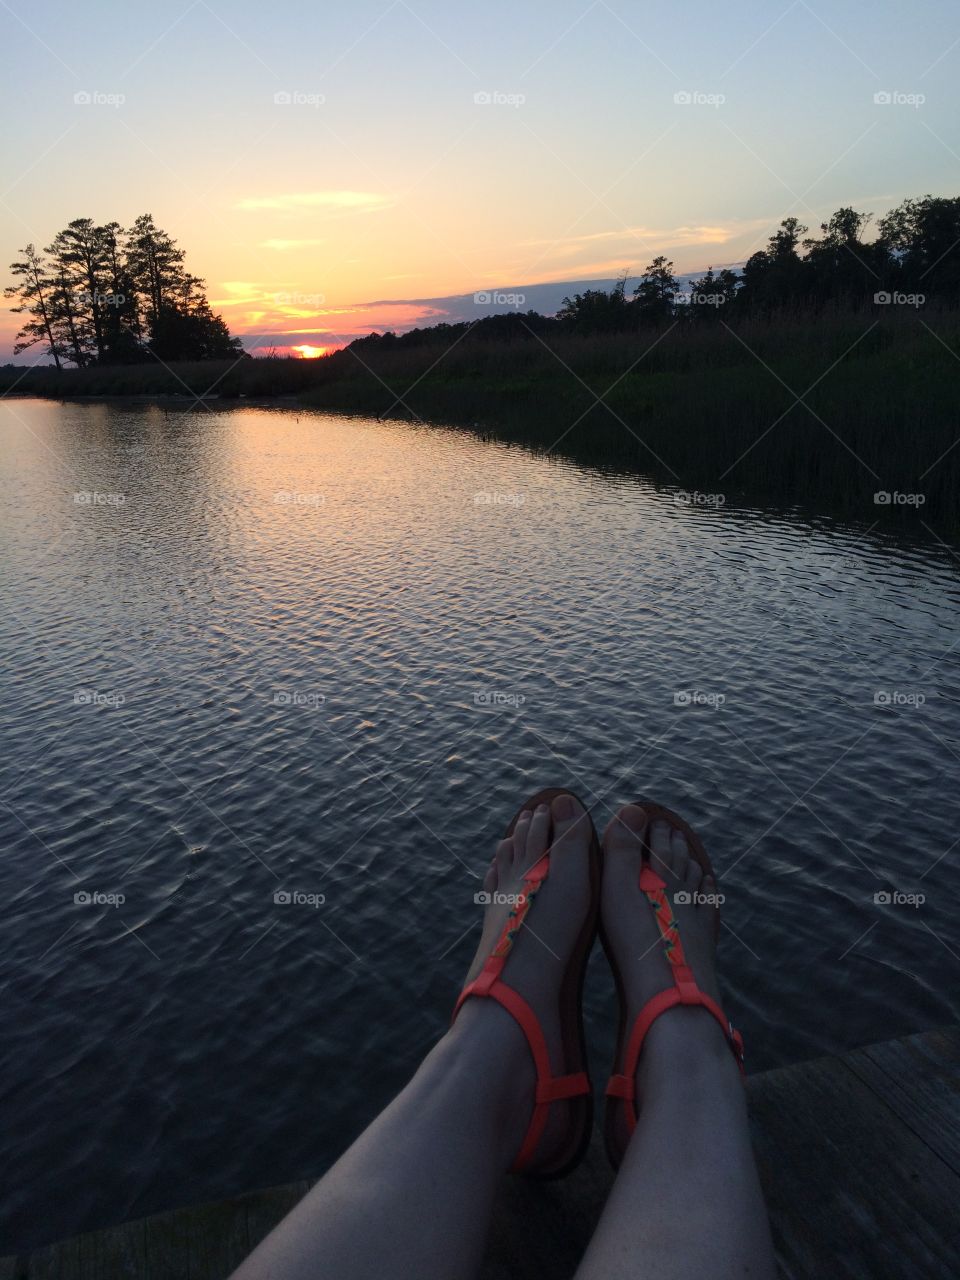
601 804 738 1163
449 791 595 1172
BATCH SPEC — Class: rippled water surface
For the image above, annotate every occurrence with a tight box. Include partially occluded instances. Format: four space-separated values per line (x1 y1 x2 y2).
1 399 958 1250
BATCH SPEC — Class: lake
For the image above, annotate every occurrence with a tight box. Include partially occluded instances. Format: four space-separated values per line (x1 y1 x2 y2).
1 398 958 1251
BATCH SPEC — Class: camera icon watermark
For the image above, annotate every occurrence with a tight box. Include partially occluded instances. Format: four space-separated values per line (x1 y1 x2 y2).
273 889 326 907
674 889 725 906
273 291 326 308
73 689 125 708
74 89 125 108
272 690 326 708
873 690 925 708
873 889 925 906
474 890 527 906
873 291 924 308
474 490 525 506
273 490 324 506
673 690 726 708
473 290 526 308
873 490 925 506
675 490 726 507
273 90 325 107
873 90 925 108
473 90 526 107
74 890 125 907
74 491 126 506
473 689 526 708
673 89 725 107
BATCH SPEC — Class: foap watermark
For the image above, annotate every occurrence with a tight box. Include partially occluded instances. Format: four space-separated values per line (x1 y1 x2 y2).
74 890 125 907
74 491 125 506
474 290 526 308
273 90 326 107
73 689 125 708
674 889 725 906
274 490 324 506
474 490 525 506
473 90 525 107
674 89 725 108
272 690 325 708
689 292 727 308
674 690 726 708
675 490 726 508
73 289 126 308
474 690 526 708
273 291 326 307
873 889 925 907
873 490 925 506
474 890 526 906
273 889 326 907
873 690 926 708
873 90 925 109
74 89 125 108
874 291 924 308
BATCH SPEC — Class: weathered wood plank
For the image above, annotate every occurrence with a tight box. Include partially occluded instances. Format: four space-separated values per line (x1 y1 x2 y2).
747 1052 960 1279
845 1024 960 1175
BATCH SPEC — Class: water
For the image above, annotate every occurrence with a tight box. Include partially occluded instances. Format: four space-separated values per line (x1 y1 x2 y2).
1 399 958 1251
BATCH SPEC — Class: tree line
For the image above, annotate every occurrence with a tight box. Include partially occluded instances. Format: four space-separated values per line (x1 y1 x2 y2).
555 194 960 333
5 215 242 367
352 193 960 352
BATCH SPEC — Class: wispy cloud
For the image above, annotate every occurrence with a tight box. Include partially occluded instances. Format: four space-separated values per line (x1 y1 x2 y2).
237 191 392 213
520 223 744 250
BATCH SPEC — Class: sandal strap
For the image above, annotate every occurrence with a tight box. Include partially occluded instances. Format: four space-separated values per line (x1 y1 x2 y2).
607 862 745 1136
452 850 589 1173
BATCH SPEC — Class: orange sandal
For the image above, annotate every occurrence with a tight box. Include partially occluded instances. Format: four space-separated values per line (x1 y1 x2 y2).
452 787 602 1178
601 800 744 1168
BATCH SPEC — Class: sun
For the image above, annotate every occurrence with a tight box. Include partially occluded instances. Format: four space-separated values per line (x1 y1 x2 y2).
292 343 327 359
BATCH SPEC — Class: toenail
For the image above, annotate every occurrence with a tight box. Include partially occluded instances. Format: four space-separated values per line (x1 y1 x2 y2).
518 810 532 821
536 803 549 814
621 806 646 833
554 793 575 819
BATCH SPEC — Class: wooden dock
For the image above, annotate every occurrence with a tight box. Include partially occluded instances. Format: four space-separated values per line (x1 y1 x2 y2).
2 1025 958 1279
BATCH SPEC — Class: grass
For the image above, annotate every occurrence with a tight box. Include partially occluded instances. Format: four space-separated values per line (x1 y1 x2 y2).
3 308 959 524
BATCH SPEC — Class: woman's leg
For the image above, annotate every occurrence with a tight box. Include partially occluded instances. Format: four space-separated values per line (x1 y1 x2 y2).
232 793 594 1280
576 805 776 1280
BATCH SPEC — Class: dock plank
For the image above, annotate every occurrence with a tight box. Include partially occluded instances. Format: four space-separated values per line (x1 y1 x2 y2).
747 1052 960 1278
844 1024 960 1175
3 1027 959 1280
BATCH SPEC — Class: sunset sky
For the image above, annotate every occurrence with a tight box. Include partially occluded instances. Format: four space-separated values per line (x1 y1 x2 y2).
2 0 959 360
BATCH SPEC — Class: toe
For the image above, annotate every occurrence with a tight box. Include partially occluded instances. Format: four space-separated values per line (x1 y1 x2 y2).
602 805 646 897
549 792 591 854
603 804 647 853
648 819 674 877
482 859 498 894
521 802 552 868
494 836 513 878
681 838 702 889
511 809 533 859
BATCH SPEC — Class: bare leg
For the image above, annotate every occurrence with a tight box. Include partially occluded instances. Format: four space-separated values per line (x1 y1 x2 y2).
576 805 776 1280
232 794 594 1280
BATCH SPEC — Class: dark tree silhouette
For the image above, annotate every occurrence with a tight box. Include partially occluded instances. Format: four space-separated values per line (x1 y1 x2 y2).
3 245 64 367
6 214 242 366
634 256 680 323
